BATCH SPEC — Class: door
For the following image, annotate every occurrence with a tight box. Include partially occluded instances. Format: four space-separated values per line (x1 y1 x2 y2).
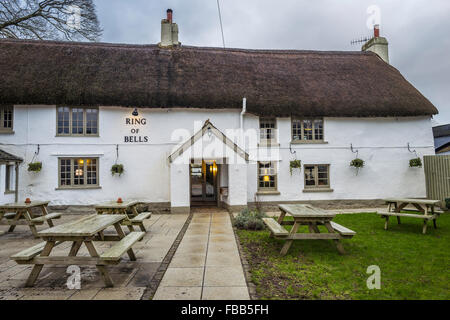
191 160 218 204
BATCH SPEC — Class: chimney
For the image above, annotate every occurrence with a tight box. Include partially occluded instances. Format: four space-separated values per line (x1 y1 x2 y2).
362 24 389 64
159 8 180 48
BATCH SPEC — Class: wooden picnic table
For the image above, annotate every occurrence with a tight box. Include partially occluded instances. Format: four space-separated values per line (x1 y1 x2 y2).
263 204 356 255
0 201 61 237
378 198 441 234
94 200 152 232
10 214 144 287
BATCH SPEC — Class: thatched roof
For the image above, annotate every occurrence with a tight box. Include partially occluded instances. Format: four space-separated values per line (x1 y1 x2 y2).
0 39 438 117
0 149 22 163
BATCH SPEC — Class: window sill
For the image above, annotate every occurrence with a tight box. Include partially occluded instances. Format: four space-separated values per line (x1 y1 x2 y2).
303 188 334 193
55 134 100 137
258 142 280 147
256 191 281 195
291 140 328 144
0 130 14 135
55 186 102 190
4 190 15 195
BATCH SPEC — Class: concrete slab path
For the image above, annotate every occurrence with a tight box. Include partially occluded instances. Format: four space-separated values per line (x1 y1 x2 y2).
153 208 250 300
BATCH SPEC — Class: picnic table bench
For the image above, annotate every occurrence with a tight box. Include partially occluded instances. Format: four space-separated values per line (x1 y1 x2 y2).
263 204 356 255
94 200 151 232
10 214 144 287
0 201 62 237
378 198 441 234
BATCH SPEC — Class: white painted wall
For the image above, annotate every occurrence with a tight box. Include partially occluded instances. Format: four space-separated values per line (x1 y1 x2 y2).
0 105 435 206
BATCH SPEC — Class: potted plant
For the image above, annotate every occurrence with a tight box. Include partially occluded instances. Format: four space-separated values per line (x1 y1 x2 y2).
350 158 364 168
28 162 42 172
409 157 422 168
289 160 301 175
111 164 124 176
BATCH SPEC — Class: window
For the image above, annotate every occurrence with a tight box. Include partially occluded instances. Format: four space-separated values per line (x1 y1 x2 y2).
0 105 13 132
5 164 15 192
258 161 277 190
260 118 277 142
292 118 324 142
304 164 330 188
57 107 98 136
58 158 99 188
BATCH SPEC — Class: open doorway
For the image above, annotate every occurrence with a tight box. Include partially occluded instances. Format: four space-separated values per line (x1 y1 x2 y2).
190 160 219 207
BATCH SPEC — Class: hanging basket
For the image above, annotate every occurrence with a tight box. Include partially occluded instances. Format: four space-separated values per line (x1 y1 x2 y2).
289 160 301 175
111 164 124 176
409 157 422 168
28 162 42 172
350 158 364 168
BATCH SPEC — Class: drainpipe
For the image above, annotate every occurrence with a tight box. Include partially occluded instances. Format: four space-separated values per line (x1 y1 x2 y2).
240 97 247 148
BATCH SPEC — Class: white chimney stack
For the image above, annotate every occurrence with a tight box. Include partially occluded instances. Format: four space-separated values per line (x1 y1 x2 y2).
159 9 180 48
362 24 389 64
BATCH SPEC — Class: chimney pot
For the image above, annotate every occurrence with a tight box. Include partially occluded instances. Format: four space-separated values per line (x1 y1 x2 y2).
167 9 173 23
374 24 380 38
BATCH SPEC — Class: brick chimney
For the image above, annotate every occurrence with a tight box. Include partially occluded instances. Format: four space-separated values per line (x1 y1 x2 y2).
159 9 180 48
362 24 389 63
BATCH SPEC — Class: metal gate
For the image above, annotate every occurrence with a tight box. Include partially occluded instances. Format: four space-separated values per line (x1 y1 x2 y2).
424 155 450 208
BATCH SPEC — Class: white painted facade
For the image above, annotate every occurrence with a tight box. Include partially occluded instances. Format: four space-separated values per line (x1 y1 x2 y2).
0 105 435 211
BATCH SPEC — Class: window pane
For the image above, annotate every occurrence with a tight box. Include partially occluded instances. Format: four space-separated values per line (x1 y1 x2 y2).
86 158 97 185
260 118 276 140
60 159 71 186
292 119 301 140
314 119 323 140
72 108 84 135
86 108 98 135
258 162 276 189
303 120 313 140
57 107 70 134
304 166 316 186
73 159 85 185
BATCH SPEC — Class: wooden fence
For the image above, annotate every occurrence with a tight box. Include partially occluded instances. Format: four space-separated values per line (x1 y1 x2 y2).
424 155 450 208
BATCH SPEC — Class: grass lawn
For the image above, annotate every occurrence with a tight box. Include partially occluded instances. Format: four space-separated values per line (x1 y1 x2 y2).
236 212 450 300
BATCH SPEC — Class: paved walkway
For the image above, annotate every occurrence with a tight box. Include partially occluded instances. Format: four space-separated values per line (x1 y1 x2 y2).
153 208 250 300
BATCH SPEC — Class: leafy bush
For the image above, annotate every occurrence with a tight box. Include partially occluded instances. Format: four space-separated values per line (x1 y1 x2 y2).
111 164 124 176
409 158 422 168
28 162 42 172
350 158 365 168
445 198 450 210
289 160 301 175
234 208 266 230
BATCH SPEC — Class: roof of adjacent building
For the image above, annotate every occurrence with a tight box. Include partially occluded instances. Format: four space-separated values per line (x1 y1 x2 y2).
433 124 450 138
0 38 438 117
0 149 22 163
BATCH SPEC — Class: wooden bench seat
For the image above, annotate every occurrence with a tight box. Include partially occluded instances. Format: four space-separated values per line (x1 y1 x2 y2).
11 241 61 261
100 231 145 262
129 212 151 232
330 221 356 237
377 212 437 219
31 212 62 223
262 218 289 237
3 212 16 219
377 211 438 234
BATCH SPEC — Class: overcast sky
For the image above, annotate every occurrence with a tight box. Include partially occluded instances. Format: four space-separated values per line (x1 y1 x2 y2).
94 0 450 124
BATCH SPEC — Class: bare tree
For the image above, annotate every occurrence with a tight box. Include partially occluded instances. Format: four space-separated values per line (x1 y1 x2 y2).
0 0 102 41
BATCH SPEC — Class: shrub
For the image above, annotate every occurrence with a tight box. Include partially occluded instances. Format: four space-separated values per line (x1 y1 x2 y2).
289 160 301 175
111 164 124 176
409 157 422 168
445 198 450 210
350 158 365 168
234 208 266 230
28 162 42 172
